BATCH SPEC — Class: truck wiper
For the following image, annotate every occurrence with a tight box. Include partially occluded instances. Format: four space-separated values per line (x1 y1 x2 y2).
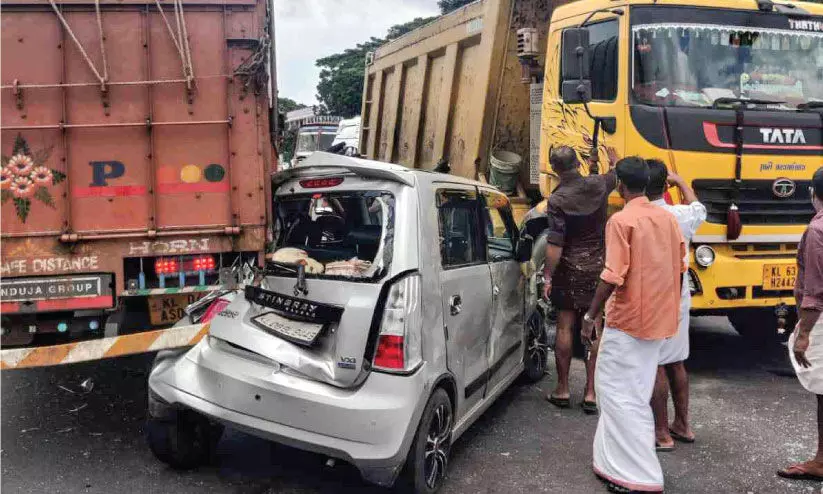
797 101 823 111
712 97 786 109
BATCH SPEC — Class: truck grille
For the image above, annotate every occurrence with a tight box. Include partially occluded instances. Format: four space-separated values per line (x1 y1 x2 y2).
692 179 815 225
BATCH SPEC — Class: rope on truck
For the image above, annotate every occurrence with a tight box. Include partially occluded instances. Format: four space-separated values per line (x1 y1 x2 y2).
0 323 210 370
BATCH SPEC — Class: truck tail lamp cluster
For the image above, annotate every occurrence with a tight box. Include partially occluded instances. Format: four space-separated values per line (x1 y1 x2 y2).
373 273 423 372
154 256 216 276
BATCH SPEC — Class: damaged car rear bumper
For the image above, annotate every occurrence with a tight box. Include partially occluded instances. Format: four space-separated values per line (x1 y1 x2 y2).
148 336 428 486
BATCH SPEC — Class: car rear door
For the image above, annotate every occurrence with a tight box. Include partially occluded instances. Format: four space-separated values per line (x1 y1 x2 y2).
481 189 525 392
435 186 493 417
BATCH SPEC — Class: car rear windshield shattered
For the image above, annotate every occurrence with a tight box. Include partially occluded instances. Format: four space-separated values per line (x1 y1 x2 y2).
271 191 395 281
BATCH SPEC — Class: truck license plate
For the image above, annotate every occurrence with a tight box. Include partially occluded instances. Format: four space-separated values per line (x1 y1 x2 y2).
762 264 797 291
251 311 324 346
148 293 206 326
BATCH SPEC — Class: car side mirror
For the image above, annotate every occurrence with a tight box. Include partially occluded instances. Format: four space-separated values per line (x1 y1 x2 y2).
516 235 534 263
561 28 592 104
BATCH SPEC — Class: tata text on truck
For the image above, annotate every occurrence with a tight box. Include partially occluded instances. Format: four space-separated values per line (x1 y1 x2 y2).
361 0 823 343
0 0 278 357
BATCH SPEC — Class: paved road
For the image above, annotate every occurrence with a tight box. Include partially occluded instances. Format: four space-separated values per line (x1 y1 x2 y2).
2 317 819 493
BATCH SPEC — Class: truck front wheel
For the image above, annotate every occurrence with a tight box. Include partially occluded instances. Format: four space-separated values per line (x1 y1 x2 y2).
728 308 796 344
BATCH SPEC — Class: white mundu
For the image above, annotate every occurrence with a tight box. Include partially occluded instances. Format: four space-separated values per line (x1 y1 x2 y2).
651 199 706 364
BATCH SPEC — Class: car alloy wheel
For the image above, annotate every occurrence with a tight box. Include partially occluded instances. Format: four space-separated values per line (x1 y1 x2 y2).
424 402 451 489
523 311 549 382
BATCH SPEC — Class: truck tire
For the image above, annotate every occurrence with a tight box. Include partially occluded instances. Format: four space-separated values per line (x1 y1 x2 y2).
728 308 795 344
401 388 452 493
146 410 223 470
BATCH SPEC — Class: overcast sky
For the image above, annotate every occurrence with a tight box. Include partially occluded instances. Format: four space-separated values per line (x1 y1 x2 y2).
274 0 440 106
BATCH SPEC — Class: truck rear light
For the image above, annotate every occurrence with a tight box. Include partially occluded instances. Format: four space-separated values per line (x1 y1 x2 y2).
192 256 215 271
663 191 674 205
155 259 178 275
299 177 344 189
372 273 422 373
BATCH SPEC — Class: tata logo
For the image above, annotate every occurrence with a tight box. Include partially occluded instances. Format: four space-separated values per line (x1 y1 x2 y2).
772 178 796 198
759 128 807 145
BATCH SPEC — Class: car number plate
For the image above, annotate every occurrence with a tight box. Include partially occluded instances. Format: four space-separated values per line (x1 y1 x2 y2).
251 311 324 346
762 264 797 291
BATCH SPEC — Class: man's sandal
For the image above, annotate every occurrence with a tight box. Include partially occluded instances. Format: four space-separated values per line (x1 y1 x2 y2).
777 463 823 481
669 429 695 443
546 394 570 408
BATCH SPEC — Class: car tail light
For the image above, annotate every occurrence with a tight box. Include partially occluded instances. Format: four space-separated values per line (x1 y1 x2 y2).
299 177 344 189
200 298 231 324
663 190 674 205
155 258 178 275
373 273 422 373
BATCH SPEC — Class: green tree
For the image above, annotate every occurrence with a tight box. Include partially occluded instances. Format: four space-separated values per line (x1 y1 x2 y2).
278 97 306 114
315 17 435 117
438 0 475 14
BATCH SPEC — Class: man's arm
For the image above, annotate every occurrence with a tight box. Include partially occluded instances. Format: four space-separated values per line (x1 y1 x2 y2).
793 226 823 368
542 202 566 299
667 172 698 204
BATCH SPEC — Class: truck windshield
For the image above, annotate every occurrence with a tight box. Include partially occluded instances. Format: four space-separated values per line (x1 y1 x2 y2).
295 131 337 153
632 20 823 109
270 191 394 281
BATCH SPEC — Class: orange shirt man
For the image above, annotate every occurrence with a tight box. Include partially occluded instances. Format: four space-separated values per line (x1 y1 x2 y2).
581 157 685 493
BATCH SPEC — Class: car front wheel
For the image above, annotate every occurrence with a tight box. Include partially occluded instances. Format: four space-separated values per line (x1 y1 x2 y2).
523 310 549 382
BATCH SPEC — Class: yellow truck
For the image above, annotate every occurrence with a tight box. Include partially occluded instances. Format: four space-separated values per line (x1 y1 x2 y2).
361 0 823 343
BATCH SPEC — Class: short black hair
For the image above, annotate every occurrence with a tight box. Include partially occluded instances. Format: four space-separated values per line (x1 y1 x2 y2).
615 156 649 193
549 146 579 172
813 166 823 201
646 159 668 197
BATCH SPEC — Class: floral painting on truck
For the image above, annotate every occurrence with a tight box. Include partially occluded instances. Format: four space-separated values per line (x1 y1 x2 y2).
1 134 65 223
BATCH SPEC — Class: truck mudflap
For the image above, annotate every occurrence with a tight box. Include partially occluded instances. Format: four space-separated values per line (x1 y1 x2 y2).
0 323 209 370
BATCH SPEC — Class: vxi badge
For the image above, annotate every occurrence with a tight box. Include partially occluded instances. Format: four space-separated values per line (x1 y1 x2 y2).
759 128 807 145
772 178 797 199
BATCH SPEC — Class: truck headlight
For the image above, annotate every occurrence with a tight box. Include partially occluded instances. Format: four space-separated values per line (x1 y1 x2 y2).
694 245 716 268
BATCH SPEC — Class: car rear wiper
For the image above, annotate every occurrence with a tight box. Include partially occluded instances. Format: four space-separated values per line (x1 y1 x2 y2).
264 260 298 275
712 97 786 109
797 101 823 111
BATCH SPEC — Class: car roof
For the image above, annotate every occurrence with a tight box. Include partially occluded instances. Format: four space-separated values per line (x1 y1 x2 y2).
282 152 496 191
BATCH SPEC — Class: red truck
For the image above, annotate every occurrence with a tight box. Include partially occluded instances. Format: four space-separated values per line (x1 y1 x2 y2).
0 0 277 356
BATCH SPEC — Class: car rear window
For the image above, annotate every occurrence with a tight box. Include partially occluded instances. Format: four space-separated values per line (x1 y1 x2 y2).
271 191 395 280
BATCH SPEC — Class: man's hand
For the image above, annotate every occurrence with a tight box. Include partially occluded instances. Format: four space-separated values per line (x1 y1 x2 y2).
542 276 552 301
794 331 812 368
666 172 684 186
581 313 596 347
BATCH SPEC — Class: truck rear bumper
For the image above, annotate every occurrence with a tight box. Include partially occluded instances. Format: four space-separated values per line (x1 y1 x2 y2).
689 243 796 312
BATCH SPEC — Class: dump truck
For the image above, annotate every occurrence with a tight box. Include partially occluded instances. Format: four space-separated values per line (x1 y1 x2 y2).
360 0 823 343
0 0 278 358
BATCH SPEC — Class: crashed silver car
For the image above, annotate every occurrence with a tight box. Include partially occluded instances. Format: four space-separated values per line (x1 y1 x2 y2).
146 153 548 492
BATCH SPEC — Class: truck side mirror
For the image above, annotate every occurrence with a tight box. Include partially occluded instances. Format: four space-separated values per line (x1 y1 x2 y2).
561 28 592 104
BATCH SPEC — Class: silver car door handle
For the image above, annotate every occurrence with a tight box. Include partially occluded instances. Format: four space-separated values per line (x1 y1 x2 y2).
449 294 462 316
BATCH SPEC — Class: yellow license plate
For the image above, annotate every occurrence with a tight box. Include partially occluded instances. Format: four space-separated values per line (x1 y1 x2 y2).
762 264 798 291
148 292 206 326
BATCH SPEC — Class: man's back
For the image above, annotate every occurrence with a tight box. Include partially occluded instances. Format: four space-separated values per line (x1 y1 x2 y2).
601 197 686 340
